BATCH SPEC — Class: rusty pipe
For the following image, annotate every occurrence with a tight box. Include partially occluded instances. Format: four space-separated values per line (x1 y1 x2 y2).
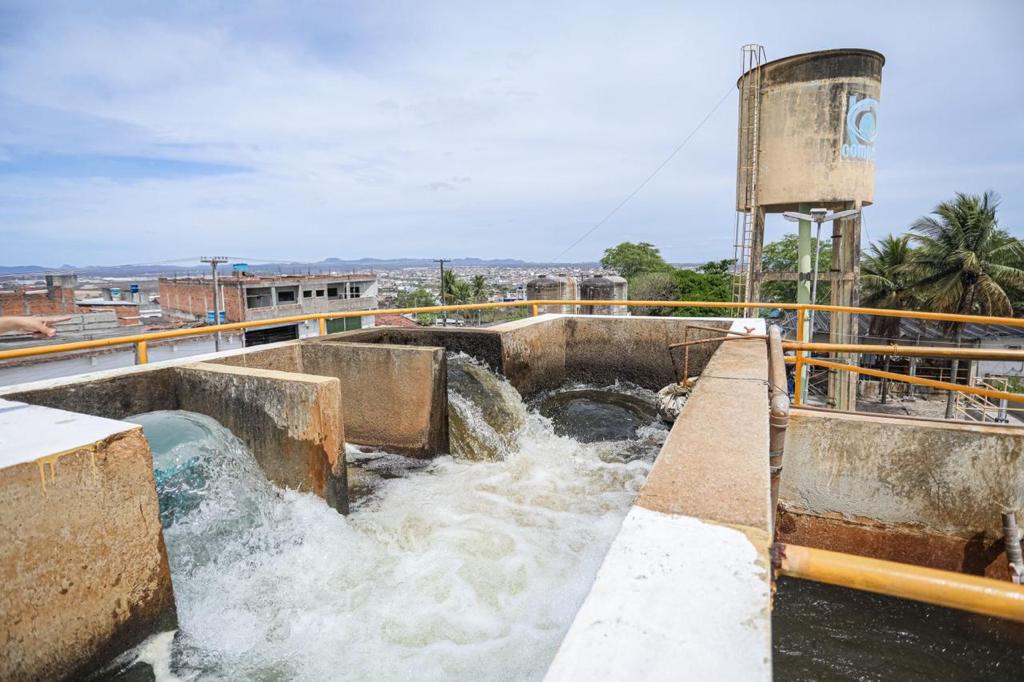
776 544 1024 623
669 334 765 384
767 325 789 534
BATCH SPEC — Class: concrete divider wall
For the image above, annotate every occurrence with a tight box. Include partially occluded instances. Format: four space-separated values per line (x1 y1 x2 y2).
318 327 505 372
493 316 568 396
562 316 730 389
205 341 450 456
0 401 176 680
300 343 448 456
778 408 1024 576
175 363 347 513
545 319 772 681
2 359 349 513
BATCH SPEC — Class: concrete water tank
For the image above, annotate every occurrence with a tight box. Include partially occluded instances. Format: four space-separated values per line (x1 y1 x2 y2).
526 274 567 314
736 49 884 212
580 275 628 316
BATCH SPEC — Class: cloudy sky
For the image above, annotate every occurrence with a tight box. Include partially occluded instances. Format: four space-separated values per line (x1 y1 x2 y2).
1 1 1021 266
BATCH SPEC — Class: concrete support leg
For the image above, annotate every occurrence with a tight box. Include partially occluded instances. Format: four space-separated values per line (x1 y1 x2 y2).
828 203 861 411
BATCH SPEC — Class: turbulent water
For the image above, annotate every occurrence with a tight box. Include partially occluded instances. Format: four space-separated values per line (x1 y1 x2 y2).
119 362 667 681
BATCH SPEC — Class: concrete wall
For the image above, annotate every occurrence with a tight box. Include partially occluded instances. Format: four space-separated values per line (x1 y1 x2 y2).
0 400 176 680
546 319 772 681
319 327 505 373
494 316 568 396
778 408 1024 576
300 343 447 456
563 316 728 389
174 363 347 513
208 340 449 456
1 357 349 513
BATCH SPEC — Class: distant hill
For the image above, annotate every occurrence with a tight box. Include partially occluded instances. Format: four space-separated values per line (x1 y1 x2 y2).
0 257 601 278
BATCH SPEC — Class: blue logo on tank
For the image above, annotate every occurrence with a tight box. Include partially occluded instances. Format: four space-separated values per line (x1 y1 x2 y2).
842 94 879 161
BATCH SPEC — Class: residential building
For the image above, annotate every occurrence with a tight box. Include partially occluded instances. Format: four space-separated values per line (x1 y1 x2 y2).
158 273 379 345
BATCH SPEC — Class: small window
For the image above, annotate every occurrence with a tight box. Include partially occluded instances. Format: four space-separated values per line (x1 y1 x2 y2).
350 285 361 298
303 290 313 298
246 287 273 309
316 289 325 297
327 286 339 298
277 290 296 303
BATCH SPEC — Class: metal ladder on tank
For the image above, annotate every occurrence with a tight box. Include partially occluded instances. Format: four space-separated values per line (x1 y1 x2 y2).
732 44 766 307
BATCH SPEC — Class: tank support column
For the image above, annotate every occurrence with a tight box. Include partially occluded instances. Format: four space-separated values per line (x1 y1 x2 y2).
828 201 862 411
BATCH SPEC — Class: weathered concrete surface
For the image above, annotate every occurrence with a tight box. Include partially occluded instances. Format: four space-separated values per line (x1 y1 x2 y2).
0 401 175 681
776 506 1011 579
211 343 302 373
637 323 771 529
174 363 347 512
318 326 505 372
492 315 567 396
301 342 447 456
563 316 728 390
2 366 180 419
780 408 1024 537
547 318 772 681
778 408 1024 574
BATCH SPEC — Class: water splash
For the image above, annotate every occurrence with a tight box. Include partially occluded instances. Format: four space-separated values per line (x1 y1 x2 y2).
125 366 667 681
447 353 528 461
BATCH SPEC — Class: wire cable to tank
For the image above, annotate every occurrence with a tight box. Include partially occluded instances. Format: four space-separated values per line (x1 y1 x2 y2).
551 84 736 262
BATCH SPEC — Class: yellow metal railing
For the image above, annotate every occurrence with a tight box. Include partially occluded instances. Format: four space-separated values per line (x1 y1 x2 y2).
3 300 1024 409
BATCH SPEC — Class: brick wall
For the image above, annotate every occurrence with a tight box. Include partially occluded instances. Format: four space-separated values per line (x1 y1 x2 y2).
0 287 78 317
158 279 244 322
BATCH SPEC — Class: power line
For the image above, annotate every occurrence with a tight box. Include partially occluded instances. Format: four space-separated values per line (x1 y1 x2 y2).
551 84 736 262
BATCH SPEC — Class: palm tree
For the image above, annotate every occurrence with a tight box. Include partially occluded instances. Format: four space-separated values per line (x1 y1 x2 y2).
908 191 1024 417
861 234 918 340
470 275 487 325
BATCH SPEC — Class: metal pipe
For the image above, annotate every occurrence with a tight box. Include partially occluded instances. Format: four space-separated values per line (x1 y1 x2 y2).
767 325 789 533
776 543 1024 623
782 342 1024 361
670 333 764 383
1002 512 1024 585
800 357 1024 405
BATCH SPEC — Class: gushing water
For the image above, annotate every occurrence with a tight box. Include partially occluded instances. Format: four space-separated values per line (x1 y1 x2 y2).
122 363 667 681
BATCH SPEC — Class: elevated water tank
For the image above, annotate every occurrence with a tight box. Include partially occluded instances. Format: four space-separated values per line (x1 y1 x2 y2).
526 274 567 314
736 48 884 212
580 275 628 316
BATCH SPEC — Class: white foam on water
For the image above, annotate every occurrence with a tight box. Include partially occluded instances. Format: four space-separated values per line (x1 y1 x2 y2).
133 395 663 681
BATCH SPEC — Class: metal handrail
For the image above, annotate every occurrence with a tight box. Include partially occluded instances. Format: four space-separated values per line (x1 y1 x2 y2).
2 300 1024 408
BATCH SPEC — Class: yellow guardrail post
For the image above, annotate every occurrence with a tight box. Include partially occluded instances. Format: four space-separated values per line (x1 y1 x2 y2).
794 307 805 406
531 303 539 317
318 318 327 336
134 340 148 365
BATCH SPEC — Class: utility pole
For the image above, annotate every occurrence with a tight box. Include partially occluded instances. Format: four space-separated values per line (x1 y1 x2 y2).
434 259 450 327
200 256 229 350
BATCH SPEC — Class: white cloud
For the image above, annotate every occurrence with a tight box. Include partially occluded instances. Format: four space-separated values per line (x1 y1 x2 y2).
0 1 1021 265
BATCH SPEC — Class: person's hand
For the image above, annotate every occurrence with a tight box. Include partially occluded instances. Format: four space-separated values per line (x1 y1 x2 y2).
0 316 71 338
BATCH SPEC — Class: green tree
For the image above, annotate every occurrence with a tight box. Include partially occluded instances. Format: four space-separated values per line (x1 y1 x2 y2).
470 274 488 324
600 242 671 280
671 259 734 316
628 271 680 315
396 287 438 326
908 191 1024 416
861 234 918 340
760 234 832 304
